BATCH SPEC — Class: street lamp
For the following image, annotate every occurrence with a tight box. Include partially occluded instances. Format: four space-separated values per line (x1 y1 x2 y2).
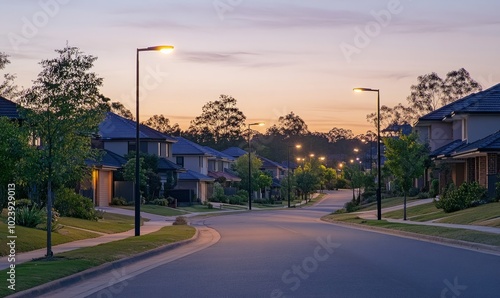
135 45 174 236
248 122 264 210
354 87 381 220
287 144 301 208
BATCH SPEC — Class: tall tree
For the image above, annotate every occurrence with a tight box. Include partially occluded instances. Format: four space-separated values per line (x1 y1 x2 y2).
407 68 481 118
266 111 309 137
384 132 429 220
188 94 246 146
327 127 354 143
142 114 181 136
108 101 134 120
19 45 108 254
232 153 264 196
0 52 19 99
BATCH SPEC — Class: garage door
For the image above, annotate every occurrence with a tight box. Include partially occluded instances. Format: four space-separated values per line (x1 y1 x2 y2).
98 171 110 207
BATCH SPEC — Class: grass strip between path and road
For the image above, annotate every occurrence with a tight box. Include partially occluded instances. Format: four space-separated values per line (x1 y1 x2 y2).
118 204 188 216
322 213 500 247
0 225 195 297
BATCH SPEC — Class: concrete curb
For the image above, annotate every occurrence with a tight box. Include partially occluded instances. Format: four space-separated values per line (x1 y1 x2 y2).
321 218 500 256
9 227 200 298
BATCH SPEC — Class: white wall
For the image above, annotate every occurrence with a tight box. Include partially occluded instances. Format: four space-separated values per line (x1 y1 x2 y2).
467 115 500 143
104 141 128 156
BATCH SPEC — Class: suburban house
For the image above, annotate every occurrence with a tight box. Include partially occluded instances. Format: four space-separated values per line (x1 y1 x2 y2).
0 96 20 120
203 146 241 187
89 112 183 206
414 83 500 196
170 137 216 202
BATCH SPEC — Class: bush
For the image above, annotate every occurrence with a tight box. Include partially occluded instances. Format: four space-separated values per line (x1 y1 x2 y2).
344 200 359 213
37 208 62 232
54 188 98 221
335 178 349 189
417 192 430 199
172 216 188 225
429 179 439 198
15 204 45 228
111 197 128 206
151 198 169 206
408 187 419 197
16 199 33 208
435 182 487 213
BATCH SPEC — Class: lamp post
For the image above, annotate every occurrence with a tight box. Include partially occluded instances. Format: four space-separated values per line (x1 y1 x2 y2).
135 45 174 236
287 144 301 208
248 122 264 210
353 88 382 220
354 87 381 220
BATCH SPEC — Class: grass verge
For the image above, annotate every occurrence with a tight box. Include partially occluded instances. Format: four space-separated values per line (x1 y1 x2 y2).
359 196 421 211
0 225 195 297
58 213 138 234
322 213 500 247
119 204 188 217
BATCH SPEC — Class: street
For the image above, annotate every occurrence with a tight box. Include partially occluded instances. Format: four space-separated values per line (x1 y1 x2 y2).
74 191 500 297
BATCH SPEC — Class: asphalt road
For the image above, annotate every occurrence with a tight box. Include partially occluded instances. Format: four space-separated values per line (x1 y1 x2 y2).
85 190 500 298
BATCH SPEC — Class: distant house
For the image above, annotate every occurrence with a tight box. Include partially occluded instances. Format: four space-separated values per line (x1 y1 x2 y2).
89 112 182 206
0 96 20 120
203 146 241 187
414 83 500 196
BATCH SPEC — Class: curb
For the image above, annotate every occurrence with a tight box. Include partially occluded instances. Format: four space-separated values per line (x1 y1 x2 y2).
9 227 200 298
320 218 500 256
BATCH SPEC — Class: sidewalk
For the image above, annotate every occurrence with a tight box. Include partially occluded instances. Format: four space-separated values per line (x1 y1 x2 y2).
355 199 500 235
0 207 175 271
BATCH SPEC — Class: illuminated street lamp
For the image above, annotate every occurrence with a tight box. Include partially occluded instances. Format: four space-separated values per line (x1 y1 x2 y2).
135 45 174 236
287 144 301 208
354 87 381 220
248 122 264 210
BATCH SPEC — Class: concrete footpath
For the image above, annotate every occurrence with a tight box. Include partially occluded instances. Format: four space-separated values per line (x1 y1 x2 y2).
354 198 500 235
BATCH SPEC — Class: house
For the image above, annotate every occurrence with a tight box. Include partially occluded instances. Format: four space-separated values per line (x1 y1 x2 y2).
170 137 216 202
203 146 241 187
414 83 500 196
0 96 20 120
89 112 182 206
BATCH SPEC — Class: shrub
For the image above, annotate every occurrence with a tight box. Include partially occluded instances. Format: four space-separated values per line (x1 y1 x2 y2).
16 204 45 228
172 216 188 225
151 198 169 206
435 182 487 213
207 203 213 209
111 197 128 206
37 208 62 231
429 179 439 198
417 192 430 199
408 187 419 197
344 200 359 213
54 188 98 221
228 195 242 205
16 199 33 208
335 178 349 189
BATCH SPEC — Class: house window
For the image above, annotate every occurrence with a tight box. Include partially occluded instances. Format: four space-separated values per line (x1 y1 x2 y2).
176 156 184 167
199 156 204 168
128 141 148 154
462 119 468 141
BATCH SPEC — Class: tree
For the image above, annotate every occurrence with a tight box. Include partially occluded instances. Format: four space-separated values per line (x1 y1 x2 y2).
327 127 353 143
188 94 246 147
0 52 19 99
366 103 414 132
407 68 481 118
142 114 181 136
384 132 429 220
108 101 134 120
266 111 309 137
295 166 320 201
18 45 108 255
232 153 263 196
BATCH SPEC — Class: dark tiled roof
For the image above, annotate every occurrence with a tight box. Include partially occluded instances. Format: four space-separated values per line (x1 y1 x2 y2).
453 130 500 156
430 140 467 158
382 123 412 135
86 149 127 168
99 112 176 142
221 147 248 158
178 169 215 182
157 158 184 171
203 146 235 161
0 96 20 119
172 137 215 156
418 83 500 122
259 155 285 170
208 171 241 182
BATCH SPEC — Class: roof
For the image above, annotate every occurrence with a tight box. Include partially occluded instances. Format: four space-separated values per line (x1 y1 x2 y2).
178 169 215 182
418 83 500 122
259 155 285 170
221 147 248 158
0 96 20 119
430 139 466 158
453 130 500 156
86 149 127 169
203 146 235 161
99 112 176 142
208 170 241 182
157 158 184 172
382 123 412 135
172 137 215 156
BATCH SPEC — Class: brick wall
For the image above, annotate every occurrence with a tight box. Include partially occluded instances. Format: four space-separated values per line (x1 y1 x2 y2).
488 153 498 175
479 156 487 186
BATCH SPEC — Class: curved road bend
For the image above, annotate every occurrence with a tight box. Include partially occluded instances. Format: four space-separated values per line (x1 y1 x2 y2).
58 190 500 297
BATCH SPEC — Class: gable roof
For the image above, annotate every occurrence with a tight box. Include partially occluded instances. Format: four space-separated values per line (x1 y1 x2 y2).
430 139 467 158
417 83 500 122
452 130 500 157
203 146 235 161
0 96 20 119
259 155 285 170
86 149 127 169
221 146 248 158
99 112 176 142
172 137 215 156
178 169 215 182
157 157 184 172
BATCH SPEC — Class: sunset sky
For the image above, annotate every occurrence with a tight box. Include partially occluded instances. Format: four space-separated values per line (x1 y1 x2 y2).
2 0 499 135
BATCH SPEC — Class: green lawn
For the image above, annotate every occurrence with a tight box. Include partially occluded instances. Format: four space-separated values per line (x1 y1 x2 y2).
119 204 188 217
58 212 138 234
322 213 500 247
178 204 223 213
383 202 444 221
359 196 421 211
0 225 195 297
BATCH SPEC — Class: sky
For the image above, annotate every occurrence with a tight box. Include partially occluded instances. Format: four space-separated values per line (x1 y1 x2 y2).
1 0 500 135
